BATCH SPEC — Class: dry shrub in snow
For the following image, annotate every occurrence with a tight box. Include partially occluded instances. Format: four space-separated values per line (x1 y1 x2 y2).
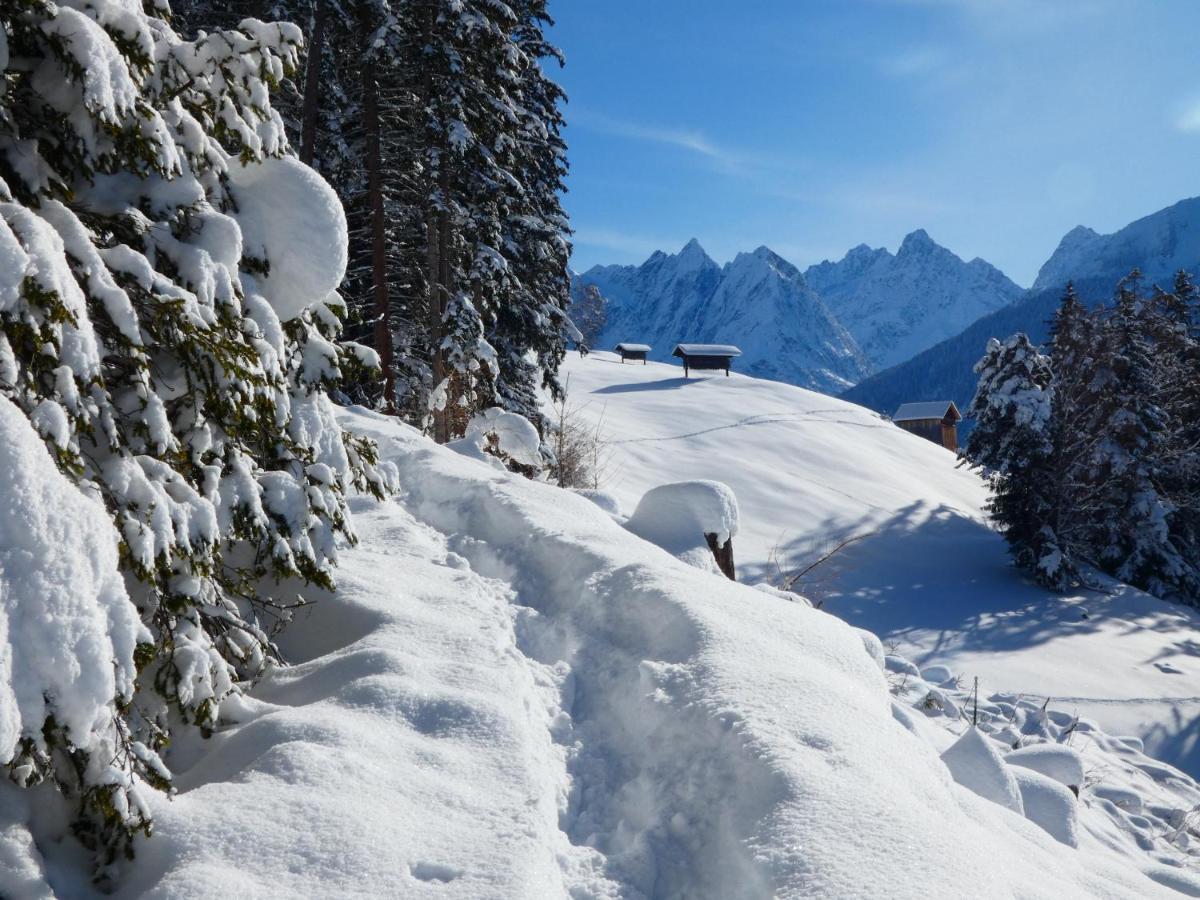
546 381 612 489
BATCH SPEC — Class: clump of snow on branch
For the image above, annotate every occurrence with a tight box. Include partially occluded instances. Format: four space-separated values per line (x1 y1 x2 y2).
227 156 348 321
0 396 159 830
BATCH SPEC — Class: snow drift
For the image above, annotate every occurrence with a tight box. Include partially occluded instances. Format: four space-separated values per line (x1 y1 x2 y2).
91 408 1185 898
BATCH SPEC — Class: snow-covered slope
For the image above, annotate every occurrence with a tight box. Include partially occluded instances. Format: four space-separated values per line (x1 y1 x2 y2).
55 404 1190 898
1032 196 1200 292
560 353 1200 781
804 230 1024 371
579 241 869 393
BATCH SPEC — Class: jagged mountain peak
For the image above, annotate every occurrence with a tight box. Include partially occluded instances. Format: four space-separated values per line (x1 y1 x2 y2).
804 233 1022 371
1032 196 1200 292
897 228 939 256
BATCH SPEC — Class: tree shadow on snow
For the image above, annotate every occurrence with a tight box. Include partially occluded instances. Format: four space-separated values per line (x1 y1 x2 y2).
755 500 1200 660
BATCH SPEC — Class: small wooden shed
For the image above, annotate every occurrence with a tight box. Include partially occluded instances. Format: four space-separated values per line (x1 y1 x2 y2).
673 343 742 377
892 401 962 451
615 342 651 363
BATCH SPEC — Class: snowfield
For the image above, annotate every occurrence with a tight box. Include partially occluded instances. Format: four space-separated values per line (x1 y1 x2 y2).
9 358 1200 896
560 352 1200 778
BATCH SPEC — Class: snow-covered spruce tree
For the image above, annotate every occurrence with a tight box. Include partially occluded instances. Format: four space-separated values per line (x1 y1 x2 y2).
1149 271 1200 598
1087 274 1198 600
488 0 571 429
964 334 1072 587
0 1 392 866
1045 282 1106 578
569 281 607 347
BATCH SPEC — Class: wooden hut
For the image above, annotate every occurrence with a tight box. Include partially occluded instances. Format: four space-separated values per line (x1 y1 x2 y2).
672 344 742 377
892 401 962 451
615 342 651 363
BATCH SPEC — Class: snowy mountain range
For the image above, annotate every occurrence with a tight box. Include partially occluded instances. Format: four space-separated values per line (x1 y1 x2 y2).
805 229 1023 370
1032 196 1200 292
575 231 1022 393
579 240 869 393
845 194 1200 418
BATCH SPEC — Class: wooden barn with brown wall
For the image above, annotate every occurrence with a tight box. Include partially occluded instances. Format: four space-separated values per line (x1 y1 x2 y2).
892 401 962 451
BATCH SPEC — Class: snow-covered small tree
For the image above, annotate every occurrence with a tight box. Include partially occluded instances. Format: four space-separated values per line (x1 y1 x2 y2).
0 0 393 868
964 334 1071 587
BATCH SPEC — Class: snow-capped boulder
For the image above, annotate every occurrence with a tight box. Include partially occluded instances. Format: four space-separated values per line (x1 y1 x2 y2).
227 156 348 320
940 727 1024 815
1011 767 1079 847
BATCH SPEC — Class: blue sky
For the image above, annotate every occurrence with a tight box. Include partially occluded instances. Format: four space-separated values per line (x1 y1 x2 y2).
550 0 1200 287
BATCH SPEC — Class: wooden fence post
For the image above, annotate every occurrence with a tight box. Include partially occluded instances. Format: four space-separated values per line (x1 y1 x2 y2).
705 533 736 581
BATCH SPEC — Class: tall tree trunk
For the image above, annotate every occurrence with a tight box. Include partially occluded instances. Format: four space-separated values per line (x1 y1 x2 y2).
299 0 327 167
362 54 395 411
427 204 447 443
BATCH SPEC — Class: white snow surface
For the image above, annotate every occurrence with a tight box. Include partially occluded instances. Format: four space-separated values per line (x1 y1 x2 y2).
12 405 1166 896
557 352 1200 782
226 156 348 320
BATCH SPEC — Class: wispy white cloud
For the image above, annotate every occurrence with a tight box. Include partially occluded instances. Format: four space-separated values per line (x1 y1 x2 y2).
1172 96 1200 133
879 45 948 78
571 227 687 263
868 0 1111 34
570 110 750 174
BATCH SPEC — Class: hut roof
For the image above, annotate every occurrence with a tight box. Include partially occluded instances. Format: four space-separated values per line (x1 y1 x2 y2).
673 344 742 358
615 343 651 352
893 401 961 423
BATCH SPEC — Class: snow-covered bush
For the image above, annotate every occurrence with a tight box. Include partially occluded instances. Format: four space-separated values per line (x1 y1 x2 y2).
0 0 393 866
448 407 544 476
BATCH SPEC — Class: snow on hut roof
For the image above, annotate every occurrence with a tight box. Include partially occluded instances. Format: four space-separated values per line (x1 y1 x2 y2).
615 343 651 352
673 344 742 357
892 401 961 423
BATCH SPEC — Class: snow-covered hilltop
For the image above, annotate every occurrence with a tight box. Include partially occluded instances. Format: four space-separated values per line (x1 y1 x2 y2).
804 229 1024 371
1032 196 1200 292
579 240 869 393
575 232 1022 393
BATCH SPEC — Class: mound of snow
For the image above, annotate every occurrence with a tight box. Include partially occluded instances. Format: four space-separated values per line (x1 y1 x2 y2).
572 488 624 519
1006 743 1085 792
623 479 739 572
0 396 146 773
227 156 347 320
1012 767 1079 847
940 727 1024 815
